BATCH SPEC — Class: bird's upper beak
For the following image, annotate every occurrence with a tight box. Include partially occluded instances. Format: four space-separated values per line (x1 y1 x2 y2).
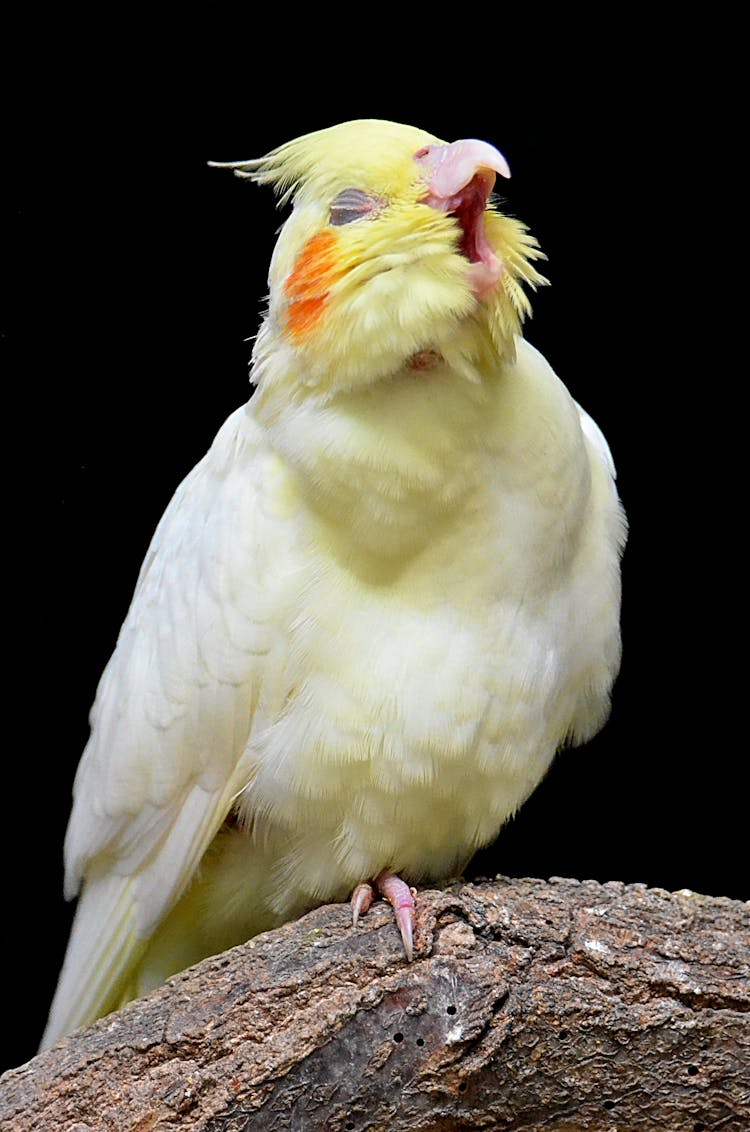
415 139 511 299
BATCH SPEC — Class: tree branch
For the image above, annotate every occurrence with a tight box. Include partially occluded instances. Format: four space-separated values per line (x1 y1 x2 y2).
2 877 748 1131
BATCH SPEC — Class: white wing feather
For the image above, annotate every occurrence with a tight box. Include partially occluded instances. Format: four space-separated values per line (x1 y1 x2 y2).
43 405 282 1046
576 400 618 482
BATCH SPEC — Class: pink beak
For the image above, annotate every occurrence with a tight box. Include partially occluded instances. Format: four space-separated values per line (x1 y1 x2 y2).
415 139 511 298
415 139 511 202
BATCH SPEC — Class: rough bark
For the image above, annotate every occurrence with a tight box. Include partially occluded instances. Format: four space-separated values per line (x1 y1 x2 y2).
1 877 748 1131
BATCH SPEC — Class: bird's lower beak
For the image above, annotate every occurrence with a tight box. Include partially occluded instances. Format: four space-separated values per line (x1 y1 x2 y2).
416 139 511 299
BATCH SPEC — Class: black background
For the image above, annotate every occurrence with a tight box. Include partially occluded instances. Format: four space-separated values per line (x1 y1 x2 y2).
3 42 743 1074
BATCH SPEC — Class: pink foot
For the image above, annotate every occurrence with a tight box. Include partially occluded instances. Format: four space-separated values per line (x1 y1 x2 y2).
350 870 416 961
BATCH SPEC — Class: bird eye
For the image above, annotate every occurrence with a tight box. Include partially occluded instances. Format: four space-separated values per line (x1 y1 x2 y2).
329 188 382 226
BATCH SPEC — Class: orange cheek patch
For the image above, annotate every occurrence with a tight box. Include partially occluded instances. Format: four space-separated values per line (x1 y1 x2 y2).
284 230 345 342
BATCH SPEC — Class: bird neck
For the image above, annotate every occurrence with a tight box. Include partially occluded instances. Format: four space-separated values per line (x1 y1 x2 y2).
252 358 502 560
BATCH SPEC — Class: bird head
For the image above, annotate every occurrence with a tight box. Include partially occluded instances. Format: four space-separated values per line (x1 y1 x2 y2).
211 119 546 396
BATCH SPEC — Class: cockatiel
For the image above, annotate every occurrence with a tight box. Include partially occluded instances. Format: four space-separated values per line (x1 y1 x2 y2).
42 119 626 1049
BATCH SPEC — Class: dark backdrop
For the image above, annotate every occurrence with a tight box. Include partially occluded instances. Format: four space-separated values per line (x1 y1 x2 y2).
3 50 741 1073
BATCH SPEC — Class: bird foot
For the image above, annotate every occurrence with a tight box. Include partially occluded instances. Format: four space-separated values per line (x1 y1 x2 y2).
350 870 416 960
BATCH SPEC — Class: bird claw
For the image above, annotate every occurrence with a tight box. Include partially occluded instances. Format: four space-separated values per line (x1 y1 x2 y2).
351 882 375 927
350 870 416 961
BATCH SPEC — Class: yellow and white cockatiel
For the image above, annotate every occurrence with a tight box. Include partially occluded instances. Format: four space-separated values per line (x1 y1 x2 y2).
42 119 626 1048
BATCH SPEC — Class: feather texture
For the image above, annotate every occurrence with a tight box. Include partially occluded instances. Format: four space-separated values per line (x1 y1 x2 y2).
42 120 625 1048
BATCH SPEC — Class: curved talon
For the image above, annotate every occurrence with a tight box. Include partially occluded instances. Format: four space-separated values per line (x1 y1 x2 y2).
351 882 375 927
349 872 416 960
374 870 416 961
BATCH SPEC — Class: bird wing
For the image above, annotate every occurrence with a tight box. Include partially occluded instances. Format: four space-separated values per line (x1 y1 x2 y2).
575 399 618 483
43 405 284 1044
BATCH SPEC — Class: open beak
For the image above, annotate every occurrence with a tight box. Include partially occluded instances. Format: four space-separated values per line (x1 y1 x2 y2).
415 139 511 299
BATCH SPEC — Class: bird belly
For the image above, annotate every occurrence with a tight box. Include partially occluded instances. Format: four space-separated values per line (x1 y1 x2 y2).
237 564 576 922
200 348 621 942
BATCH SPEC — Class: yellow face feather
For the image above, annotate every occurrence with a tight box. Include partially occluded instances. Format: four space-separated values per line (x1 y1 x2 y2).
232 119 547 396
250 119 440 206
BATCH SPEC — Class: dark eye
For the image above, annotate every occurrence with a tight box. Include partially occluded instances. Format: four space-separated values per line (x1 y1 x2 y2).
329 188 382 226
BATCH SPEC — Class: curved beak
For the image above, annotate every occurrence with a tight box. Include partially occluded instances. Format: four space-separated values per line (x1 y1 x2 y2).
415 139 511 205
415 139 511 299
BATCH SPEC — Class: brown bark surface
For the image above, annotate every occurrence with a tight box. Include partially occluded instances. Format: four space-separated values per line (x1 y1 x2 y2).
1 877 748 1131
